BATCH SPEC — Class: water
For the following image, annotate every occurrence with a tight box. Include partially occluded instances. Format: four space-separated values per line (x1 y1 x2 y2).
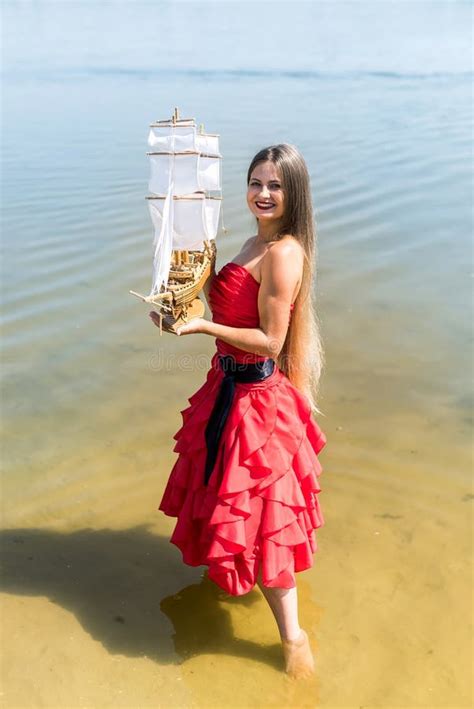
1 2 472 707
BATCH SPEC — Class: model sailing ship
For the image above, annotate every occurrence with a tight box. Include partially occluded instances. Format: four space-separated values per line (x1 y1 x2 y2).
130 107 222 334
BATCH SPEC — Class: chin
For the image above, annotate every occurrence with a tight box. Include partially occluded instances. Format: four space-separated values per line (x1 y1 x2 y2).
257 213 281 221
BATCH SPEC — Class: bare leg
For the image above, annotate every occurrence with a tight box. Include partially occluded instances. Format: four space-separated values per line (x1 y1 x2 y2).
257 569 301 641
257 569 315 679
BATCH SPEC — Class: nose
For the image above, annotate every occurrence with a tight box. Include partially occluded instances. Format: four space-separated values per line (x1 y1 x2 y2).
259 184 271 199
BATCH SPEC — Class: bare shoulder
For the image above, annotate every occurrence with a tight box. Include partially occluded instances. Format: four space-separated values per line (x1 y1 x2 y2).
260 235 304 301
265 235 305 270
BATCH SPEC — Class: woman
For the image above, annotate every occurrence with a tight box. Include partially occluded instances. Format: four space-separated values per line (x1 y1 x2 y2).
149 143 327 679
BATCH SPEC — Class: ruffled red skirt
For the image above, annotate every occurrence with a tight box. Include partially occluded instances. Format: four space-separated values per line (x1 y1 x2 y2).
159 351 327 596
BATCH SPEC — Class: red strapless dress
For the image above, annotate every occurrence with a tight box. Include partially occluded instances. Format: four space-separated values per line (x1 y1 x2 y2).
158 261 327 596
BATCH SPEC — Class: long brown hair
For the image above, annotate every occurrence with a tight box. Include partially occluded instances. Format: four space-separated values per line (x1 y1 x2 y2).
247 144 325 416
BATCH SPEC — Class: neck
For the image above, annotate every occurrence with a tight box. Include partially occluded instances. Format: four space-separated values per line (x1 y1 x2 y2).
255 219 283 244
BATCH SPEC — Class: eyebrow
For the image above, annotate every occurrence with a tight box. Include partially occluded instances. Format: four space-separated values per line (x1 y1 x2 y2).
250 178 281 183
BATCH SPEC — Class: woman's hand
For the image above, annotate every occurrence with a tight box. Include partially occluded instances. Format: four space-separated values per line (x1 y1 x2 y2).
148 311 209 336
175 317 209 336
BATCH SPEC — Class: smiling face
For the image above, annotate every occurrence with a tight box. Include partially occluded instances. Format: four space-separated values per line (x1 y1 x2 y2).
246 161 285 223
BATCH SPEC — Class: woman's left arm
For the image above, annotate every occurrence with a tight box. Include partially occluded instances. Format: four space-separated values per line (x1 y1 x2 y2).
151 241 303 358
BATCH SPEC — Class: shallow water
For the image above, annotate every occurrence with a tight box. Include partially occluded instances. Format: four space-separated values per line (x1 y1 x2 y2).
1 2 472 707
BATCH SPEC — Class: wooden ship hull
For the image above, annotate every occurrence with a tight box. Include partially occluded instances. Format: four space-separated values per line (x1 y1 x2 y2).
130 238 216 326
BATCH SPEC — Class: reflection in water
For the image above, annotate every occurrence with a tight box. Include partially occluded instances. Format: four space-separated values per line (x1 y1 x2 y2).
160 576 282 670
160 573 324 706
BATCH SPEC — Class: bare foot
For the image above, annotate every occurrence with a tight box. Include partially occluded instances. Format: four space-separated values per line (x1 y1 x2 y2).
281 629 315 679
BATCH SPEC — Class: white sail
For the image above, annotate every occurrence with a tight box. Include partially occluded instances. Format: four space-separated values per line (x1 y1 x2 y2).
150 188 174 295
198 155 221 191
148 196 221 251
148 152 221 194
195 133 219 155
203 198 221 241
148 124 220 156
148 125 195 152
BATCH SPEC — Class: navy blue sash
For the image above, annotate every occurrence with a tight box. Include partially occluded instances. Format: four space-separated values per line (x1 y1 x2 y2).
203 354 275 485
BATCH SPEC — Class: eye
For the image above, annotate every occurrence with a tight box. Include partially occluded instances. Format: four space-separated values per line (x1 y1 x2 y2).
249 180 260 186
